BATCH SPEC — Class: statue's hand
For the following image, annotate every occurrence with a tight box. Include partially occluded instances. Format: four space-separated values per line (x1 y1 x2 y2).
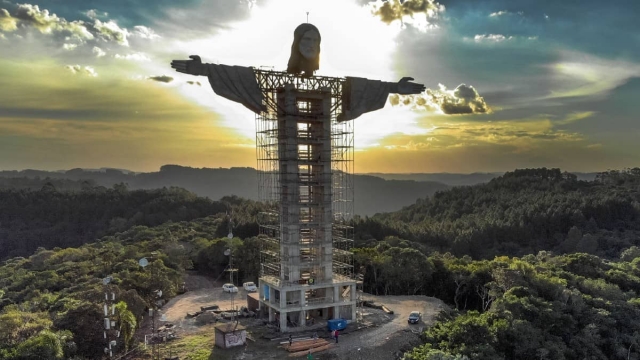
170 55 206 76
397 77 426 95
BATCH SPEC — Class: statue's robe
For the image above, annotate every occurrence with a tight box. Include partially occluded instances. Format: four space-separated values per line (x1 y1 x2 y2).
205 64 392 121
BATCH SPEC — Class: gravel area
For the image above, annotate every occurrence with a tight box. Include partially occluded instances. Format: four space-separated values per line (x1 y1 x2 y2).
135 273 447 360
321 295 446 360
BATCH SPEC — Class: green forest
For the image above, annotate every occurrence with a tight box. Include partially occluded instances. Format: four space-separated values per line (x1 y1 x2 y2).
1 167 640 359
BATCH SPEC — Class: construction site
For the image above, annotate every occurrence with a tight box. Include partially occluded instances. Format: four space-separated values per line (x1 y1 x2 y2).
253 70 358 333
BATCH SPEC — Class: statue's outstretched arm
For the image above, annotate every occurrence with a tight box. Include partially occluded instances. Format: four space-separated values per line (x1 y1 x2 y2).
390 77 426 95
170 55 209 76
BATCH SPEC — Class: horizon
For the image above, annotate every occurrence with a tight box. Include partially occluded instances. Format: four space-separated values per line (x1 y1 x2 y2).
1 0 638 173
0 163 612 176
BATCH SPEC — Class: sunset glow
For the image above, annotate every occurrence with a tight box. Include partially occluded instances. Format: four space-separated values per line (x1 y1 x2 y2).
0 0 638 173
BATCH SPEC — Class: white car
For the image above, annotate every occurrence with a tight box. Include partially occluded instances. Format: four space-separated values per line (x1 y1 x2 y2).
243 281 257 292
222 283 238 293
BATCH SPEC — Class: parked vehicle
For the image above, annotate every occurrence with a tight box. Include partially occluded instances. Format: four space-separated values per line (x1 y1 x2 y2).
243 281 257 292
222 283 238 293
408 311 421 324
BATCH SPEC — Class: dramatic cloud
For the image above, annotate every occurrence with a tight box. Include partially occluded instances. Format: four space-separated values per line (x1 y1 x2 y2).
147 75 173 83
65 64 97 77
0 8 17 31
92 46 105 57
93 19 129 46
12 4 93 40
390 84 491 114
186 81 201 86
369 0 444 25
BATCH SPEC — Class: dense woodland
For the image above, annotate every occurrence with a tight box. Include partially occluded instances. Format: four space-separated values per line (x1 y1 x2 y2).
354 168 640 259
0 167 640 359
0 183 237 260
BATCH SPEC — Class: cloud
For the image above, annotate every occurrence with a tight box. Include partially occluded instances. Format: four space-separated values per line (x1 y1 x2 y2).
84 9 107 20
186 81 201 86
62 43 77 50
0 8 17 31
368 0 444 26
489 10 523 17
390 84 491 114
489 10 508 17
147 75 173 83
12 4 93 40
545 51 640 100
115 52 151 61
473 34 512 42
132 25 160 39
65 64 97 77
93 19 129 46
556 111 595 125
92 46 105 57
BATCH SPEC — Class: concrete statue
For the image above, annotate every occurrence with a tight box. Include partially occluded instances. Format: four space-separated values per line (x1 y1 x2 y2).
170 23 425 121
170 24 425 332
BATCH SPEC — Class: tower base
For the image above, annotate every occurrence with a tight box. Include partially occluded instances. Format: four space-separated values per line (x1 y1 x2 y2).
258 275 356 332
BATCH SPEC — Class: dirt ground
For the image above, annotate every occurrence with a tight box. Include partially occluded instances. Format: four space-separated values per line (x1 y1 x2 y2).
133 272 446 360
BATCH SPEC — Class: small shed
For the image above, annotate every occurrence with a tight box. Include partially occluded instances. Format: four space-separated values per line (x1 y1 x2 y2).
214 323 247 349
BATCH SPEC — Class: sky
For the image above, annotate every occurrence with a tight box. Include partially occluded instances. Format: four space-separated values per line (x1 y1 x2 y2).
0 0 638 174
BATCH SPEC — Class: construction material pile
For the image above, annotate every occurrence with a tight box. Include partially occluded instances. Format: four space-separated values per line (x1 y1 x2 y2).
284 338 332 357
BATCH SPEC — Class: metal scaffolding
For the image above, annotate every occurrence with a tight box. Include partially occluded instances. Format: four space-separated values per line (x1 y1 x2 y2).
255 70 354 284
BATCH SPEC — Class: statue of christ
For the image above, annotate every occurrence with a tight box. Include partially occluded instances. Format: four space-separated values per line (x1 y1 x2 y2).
170 23 425 121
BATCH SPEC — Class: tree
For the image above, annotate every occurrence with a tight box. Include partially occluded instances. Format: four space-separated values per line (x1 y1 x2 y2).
115 301 137 351
14 329 70 360
0 305 52 347
54 303 104 359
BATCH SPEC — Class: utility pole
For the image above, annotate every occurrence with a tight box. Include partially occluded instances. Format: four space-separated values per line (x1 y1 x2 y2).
102 276 118 359
226 214 237 322
139 257 162 360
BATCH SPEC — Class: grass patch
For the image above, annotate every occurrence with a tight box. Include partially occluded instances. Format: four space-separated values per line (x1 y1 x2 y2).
135 325 247 360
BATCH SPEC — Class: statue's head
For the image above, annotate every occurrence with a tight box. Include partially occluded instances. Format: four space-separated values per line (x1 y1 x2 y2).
287 23 321 76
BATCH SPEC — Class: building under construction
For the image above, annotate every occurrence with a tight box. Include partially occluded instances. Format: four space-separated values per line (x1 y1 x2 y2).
255 70 357 332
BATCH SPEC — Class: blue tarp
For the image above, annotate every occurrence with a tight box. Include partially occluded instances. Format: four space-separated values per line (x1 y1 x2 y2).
327 319 347 331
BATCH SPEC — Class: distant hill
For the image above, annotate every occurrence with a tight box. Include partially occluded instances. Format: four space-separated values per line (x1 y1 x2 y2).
358 168 640 259
363 171 598 186
0 166 450 216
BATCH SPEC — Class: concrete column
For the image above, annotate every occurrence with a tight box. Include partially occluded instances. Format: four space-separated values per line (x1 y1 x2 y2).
269 307 275 322
300 289 306 307
333 305 340 320
300 310 306 326
280 311 288 332
351 304 356 323
351 284 357 301
269 287 275 305
333 286 339 303
280 290 286 308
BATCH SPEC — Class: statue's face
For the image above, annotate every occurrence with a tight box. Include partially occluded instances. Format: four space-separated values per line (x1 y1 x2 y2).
298 30 320 60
